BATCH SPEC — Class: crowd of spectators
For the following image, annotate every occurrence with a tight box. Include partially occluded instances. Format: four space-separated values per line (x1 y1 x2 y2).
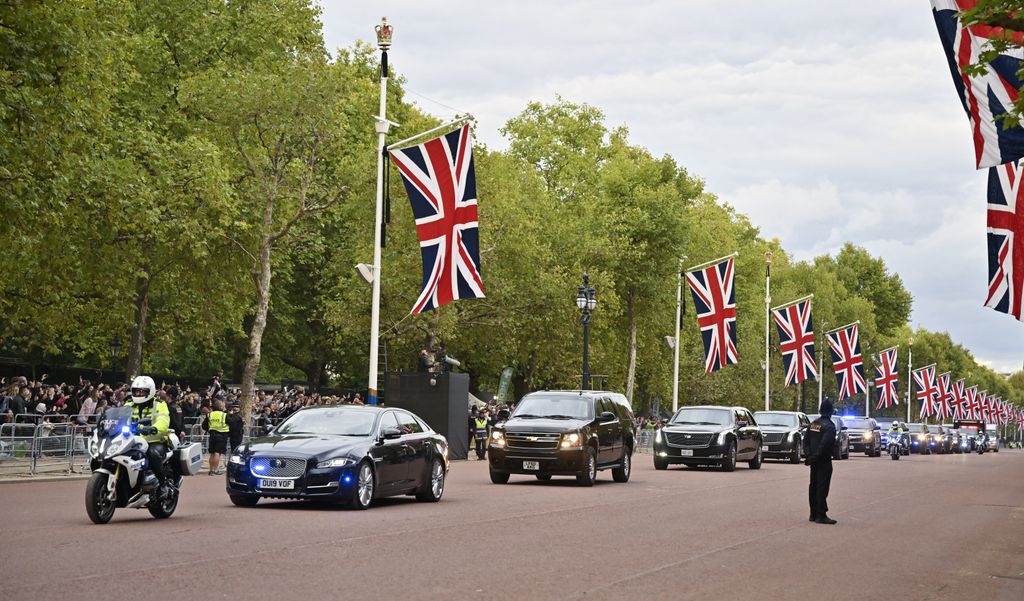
0 372 366 434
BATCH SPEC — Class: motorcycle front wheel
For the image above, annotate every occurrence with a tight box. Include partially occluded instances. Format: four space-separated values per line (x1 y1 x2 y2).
147 489 179 519
86 472 116 524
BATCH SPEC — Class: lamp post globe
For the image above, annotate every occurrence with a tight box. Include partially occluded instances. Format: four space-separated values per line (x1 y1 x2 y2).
577 274 596 389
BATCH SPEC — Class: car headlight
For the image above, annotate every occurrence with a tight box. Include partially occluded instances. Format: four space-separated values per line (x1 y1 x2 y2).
864 432 872 440
229 454 245 465
654 429 663 444
917 434 926 441
560 432 582 448
317 457 355 469
490 429 506 448
788 431 798 442
717 431 729 444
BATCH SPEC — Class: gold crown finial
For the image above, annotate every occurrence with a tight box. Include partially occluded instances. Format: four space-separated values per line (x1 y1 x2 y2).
375 17 393 51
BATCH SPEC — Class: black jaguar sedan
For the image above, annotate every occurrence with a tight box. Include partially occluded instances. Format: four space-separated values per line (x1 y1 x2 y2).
225 406 449 509
653 405 763 471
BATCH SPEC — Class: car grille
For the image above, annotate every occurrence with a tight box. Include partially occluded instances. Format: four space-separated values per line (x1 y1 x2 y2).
664 432 713 448
250 457 306 478
763 432 786 445
506 432 560 450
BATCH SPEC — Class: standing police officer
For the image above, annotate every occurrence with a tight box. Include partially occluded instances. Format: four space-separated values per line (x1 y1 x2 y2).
203 399 230 475
805 400 838 524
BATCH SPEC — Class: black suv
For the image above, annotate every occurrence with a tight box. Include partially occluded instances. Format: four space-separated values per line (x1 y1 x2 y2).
653 406 763 471
753 410 808 463
487 390 634 486
844 416 882 457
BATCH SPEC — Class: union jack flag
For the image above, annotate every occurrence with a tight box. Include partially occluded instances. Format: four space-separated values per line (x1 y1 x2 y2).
986 162 1024 321
772 298 817 387
873 346 899 410
913 365 939 419
952 378 966 420
685 257 738 373
966 385 979 419
389 124 485 315
977 390 988 421
826 324 865 401
932 1 1024 169
936 372 953 421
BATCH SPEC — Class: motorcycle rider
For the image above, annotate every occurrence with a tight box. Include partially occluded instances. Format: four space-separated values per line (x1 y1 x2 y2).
128 376 171 494
887 421 905 451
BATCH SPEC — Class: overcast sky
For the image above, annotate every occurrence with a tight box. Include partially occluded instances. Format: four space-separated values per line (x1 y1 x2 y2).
320 0 1024 373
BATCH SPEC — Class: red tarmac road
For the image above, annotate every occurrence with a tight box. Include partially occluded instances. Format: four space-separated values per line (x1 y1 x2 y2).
1 450 1023 601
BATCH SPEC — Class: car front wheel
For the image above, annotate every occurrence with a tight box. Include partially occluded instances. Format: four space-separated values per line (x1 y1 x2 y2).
489 467 510 484
576 446 597 486
722 441 737 472
350 461 375 510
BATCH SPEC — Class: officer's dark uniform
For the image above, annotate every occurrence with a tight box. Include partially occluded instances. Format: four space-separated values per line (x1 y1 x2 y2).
805 400 837 524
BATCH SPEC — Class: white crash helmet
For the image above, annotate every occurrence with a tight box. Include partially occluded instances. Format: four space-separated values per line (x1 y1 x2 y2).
130 375 156 404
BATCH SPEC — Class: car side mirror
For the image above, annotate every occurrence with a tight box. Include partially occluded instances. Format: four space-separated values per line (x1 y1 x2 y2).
597 411 616 423
381 427 402 441
736 420 748 428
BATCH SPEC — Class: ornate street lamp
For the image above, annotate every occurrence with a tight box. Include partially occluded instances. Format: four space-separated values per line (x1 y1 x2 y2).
576 273 597 389
109 335 122 385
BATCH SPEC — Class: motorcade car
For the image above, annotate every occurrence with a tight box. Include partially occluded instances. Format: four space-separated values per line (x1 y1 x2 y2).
226 406 449 509
487 390 634 486
653 405 763 472
942 425 964 453
985 424 1000 452
955 420 982 451
752 410 808 463
905 422 932 454
808 414 850 459
843 416 882 457
929 424 951 454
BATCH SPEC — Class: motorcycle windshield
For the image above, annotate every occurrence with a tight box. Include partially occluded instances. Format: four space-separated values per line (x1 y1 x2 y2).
97 407 134 440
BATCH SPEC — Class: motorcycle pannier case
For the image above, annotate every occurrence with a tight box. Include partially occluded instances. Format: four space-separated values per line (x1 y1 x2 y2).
176 443 203 476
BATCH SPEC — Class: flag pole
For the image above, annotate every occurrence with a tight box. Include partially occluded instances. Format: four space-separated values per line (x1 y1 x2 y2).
764 251 772 412
818 335 823 412
367 17 394 406
864 344 870 418
906 338 913 422
672 257 685 413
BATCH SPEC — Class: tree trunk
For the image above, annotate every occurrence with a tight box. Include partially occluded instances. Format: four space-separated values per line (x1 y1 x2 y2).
126 274 151 383
240 199 274 431
625 290 637 404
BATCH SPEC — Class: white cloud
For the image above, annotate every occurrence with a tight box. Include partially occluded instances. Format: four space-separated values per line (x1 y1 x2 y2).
320 0 1024 371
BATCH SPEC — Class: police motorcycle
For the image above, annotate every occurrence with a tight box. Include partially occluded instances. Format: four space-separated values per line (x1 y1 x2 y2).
886 430 905 460
85 406 202 524
976 434 988 455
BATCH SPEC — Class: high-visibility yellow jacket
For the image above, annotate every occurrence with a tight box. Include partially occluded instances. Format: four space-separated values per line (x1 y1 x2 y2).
207 410 229 433
130 400 170 444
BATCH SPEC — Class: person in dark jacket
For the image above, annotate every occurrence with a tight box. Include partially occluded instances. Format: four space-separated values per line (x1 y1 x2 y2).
227 403 244 453
162 389 186 442
805 400 838 524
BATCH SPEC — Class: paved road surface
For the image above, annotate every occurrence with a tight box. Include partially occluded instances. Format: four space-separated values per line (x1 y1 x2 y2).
1 450 1022 601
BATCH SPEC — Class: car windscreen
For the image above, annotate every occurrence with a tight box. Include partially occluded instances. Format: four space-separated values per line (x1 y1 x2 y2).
753 412 798 427
844 418 873 430
671 408 731 426
274 409 377 436
512 395 593 420
906 423 926 432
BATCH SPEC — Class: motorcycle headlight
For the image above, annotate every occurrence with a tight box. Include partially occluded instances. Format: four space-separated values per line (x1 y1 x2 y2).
317 457 355 469
88 434 99 458
229 454 245 465
560 432 582 448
